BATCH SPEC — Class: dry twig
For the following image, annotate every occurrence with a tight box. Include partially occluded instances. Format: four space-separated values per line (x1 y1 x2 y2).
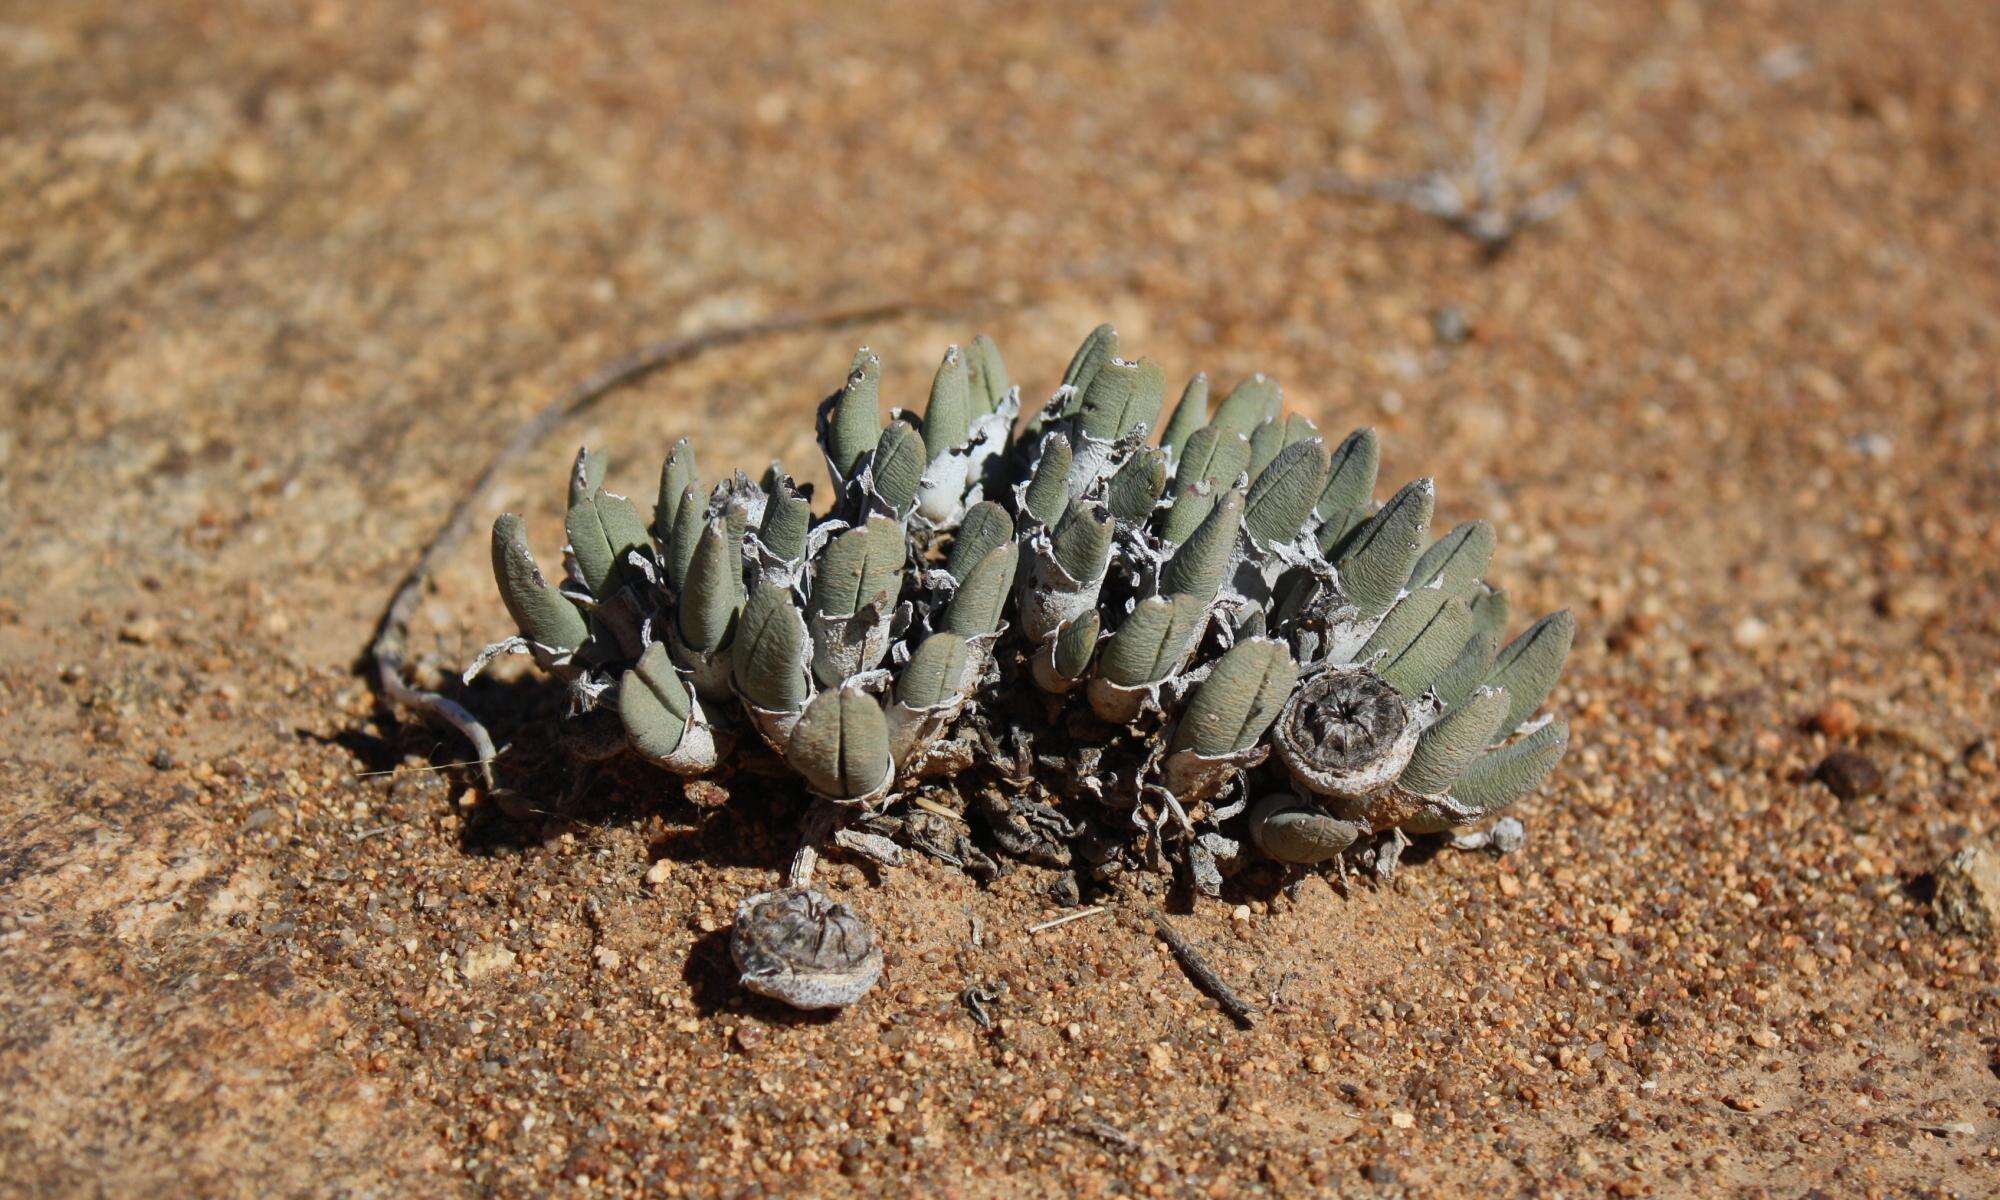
1148 908 1258 1028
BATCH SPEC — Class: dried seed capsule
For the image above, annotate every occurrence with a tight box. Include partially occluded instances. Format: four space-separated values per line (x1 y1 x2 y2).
732 888 884 1010
1272 667 1420 801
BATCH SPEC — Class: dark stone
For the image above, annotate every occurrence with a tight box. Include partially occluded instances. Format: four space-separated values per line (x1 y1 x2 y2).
1813 751 1881 801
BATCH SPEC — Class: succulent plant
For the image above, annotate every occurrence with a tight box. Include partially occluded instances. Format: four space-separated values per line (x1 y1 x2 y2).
476 325 1573 1006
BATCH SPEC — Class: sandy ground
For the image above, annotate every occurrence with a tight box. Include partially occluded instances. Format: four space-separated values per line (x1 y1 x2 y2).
4 0 1998 1195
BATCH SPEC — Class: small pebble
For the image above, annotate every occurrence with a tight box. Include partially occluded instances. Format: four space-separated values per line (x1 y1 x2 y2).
1812 752 1881 801
1808 699 1859 738
1933 844 2000 941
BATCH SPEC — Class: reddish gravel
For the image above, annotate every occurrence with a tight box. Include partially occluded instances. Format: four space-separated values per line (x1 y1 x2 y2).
3 0 1998 1195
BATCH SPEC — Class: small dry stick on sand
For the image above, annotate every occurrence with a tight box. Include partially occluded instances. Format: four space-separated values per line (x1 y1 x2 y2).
1027 905 1109 935
1324 0 1577 255
1148 908 1258 1028
368 299 949 785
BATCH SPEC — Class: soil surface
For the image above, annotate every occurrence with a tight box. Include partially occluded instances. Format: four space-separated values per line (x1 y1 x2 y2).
4 1 1998 1196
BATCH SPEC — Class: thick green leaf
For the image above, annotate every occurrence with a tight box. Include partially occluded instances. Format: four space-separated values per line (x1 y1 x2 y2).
664 484 705 588
1157 373 1209 460
1106 446 1168 522
1170 425 1251 498
898 631 973 709
1333 477 1435 618
491 514 588 651
1484 610 1575 735
653 438 698 543
1431 628 1499 709
1449 719 1569 813
788 686 892 800
568 446 608 509
1076 356 1166 442
758 474 810 563
1171 638 1297 755
813 519 906 617
1100 593 1206 686
1162 489 1242 605
679 517 744 652
966 333 1010 417
921 345 970 458
1469 585 1511 644
619 642 692 760
733 585 810 712
1060 323 1118 395
869 422 926 515
948 502 1014 581
942 542 1019 635
1207 375 1281 438
1376 593 1474 697
1408 521 1494 600
1023 434 1073 527
1248 413 1319 478
1400 685 1510 795
1051 500 1114 584
1244 438 1326 546
1160 426 1250 544
1315 428 1379 525
565 489 648 595
826 348 882 479
1051 609 1100 679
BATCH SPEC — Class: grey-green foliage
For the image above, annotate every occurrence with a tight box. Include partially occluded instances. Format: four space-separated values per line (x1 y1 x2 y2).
484 323 1572 849
620 642 692 760
1171 639 1297 756
734 586 810 713
491 514 587 652
788 686 892 800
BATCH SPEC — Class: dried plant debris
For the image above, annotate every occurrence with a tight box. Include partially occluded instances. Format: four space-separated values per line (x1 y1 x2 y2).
731 888 885 1009
475 324 1573 1006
